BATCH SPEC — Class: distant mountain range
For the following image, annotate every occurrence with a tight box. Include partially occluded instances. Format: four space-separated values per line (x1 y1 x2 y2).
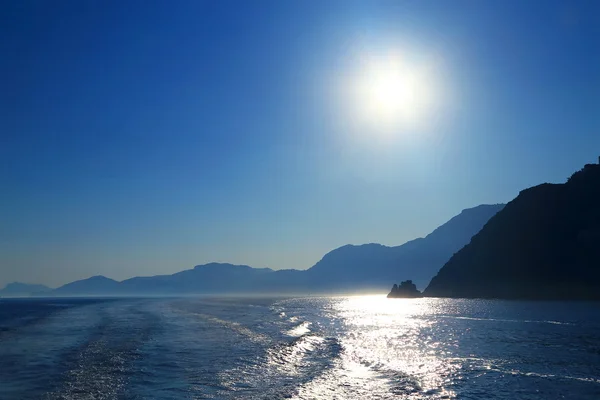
0 282 51 297
9 160 598 301
2 204 503 297
425 161 600 300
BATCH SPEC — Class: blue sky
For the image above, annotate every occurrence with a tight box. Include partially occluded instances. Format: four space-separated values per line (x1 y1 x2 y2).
2 0 599 287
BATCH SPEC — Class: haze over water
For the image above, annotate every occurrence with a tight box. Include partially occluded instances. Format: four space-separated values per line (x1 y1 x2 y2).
1 296 599 399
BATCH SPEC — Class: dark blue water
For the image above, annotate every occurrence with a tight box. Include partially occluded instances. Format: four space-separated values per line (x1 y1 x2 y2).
0 296 599 399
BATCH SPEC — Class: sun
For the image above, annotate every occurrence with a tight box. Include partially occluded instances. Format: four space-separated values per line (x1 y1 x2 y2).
352 53 433 133
366 64 417 118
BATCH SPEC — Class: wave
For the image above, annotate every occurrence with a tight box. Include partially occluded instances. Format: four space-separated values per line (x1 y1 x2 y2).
491 367 600 385
267 334 342 370
213 334 343 399
438 315 574 325
173 308 270 343
44 304 159 399
285 321 312 337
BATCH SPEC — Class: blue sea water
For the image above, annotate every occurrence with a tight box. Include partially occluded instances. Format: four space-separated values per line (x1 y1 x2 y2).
0 296 599 399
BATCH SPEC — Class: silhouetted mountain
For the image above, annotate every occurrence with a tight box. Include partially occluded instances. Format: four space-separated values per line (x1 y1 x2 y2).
425 162 600 300
387 280 422 298
305 204 505 291
0 282 51 297
53 275 120 296
37 204 503 297
120 263 274 295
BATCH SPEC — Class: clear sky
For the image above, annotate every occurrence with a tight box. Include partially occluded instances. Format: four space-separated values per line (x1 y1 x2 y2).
2 0 599 287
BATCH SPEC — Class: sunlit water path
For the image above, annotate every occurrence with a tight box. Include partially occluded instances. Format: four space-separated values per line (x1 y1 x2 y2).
1 296 599 399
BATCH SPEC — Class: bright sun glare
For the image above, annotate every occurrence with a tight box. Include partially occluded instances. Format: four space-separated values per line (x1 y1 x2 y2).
350 53 435 134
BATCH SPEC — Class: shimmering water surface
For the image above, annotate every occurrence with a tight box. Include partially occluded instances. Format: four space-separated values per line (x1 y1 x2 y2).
0 296 599 399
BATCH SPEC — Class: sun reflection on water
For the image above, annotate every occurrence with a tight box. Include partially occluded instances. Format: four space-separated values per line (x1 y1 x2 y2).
289 295 459 399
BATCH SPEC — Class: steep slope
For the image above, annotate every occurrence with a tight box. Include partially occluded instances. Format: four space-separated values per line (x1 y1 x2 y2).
0 282 51 297
306 204 505 291
425 163 600 300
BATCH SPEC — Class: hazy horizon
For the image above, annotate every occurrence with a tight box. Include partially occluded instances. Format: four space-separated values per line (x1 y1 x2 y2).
2 0 599 287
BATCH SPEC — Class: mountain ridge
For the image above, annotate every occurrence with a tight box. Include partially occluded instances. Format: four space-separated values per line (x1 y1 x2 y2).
306 204 505 291
14 204 504 296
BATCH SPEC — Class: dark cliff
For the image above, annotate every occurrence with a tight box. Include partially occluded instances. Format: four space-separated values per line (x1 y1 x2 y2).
424 162 600 300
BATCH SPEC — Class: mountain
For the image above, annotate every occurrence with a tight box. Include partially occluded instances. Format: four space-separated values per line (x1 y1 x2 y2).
424 162 600 300
119 263 274 295
38 203 504 296
305 204 505 291
0 282 51 297
45 264 287 297
53 275 121 296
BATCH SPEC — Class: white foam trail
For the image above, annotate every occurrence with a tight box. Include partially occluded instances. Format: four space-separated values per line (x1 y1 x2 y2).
492 368 600 384
285 321 312 337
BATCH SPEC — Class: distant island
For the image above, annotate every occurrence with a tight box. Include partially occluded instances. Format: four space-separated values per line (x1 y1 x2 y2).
387 280 422 298
424 159 600 301
2 204 503 297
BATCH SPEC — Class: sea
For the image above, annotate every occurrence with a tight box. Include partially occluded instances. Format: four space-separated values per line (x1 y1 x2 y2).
0 296 599 400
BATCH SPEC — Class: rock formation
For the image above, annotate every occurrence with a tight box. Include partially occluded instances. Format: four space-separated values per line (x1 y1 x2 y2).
387 280 422 298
